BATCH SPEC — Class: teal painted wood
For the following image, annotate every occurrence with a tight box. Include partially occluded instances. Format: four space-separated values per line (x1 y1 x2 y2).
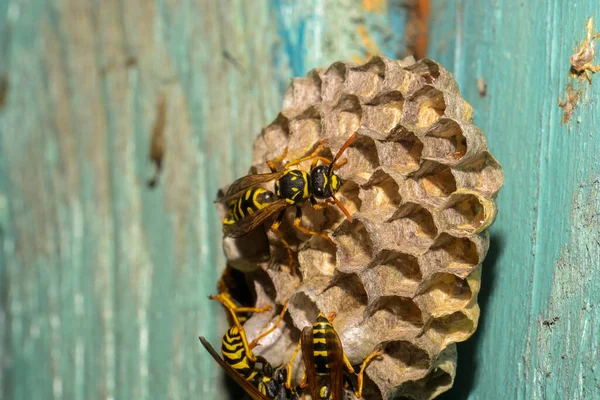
0 1 412 399
429 1 600 399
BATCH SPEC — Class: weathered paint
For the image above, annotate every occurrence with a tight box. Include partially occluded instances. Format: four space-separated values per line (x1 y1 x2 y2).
0 1 413 399
429 1 600 399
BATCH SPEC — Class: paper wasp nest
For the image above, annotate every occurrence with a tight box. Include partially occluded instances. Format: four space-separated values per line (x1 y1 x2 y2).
220 55 503 399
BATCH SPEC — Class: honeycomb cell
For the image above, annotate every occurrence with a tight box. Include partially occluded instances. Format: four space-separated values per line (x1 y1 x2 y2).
419 234 481 278
404 162 457 206
333 219 375 273
391 203 438 239
360 169 403 220
361 250 422 298
321 61 349 106
334 134 380 184
422 119 468 161
322 94 362 141
345 69 384 100
414 273 473 317
375 134 424 176
282 69 322 113
361 99 404 140
439 191 497 236
261 114 290 159
452 151 504 196
365 296 424 336
429 310 477 347
404 58 460 93
287 118 322 156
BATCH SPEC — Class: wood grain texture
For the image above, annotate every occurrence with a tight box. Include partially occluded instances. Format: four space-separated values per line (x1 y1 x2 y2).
429 1 600 399
0 1 412 399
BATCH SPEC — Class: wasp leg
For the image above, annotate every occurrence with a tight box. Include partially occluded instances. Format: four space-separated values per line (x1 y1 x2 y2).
249 301 289 349
353 348 384 398
270 209 295 274
310 197 335 211
285 338 303 389
267 147 289 172
209 293 273 315
284 139 328 169
292 206 334 244
332 157 348 169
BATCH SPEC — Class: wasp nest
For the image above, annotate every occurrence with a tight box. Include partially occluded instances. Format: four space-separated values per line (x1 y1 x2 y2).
220 55 503 399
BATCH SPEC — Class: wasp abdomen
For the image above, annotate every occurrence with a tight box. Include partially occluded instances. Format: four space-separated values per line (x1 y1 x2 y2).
221 326 257 381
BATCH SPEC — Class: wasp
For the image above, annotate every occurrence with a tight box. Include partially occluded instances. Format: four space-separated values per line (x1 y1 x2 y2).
200 297 299 399
284 312 383 399
219 133 357 272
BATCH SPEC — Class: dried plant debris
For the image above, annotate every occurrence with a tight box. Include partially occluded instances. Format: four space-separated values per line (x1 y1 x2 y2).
218 55 503 399
570 17 600 83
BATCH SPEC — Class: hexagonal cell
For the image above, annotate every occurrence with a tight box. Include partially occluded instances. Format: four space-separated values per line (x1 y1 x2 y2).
419 234 480 277
282 68 322 113
322 94 362 139
414 273 473 317
361 250 422 298
430 311 476 346
345 68 384 100
452 151 504 197
439 191 497 235
359 170 403 220
391 203 438 239
406 162 457 206
323 272 368 314
360 94 405 140
333 219 375 273
334 134 380 184
321 61 348 105
288 290 320 328
404 58 460 94
391 364 454 400
261 114 290 159
383 340 431 374
365 296 424 335
422 119 468 161
375 133 424 176
411 87 446 128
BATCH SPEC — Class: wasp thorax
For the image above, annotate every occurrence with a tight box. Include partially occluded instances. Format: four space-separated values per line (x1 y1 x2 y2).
275 170 310 204
310 165 342 199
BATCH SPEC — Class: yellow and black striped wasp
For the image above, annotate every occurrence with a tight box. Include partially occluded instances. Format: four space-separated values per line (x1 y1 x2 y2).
219 133 357 272
200 296 300 399
284 312 383 399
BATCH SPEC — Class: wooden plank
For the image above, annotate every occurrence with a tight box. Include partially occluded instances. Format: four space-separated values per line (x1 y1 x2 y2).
0 1 413 399
429 1 600 399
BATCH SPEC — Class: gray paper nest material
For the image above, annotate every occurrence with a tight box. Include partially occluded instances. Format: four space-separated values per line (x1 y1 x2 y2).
219 55 503 400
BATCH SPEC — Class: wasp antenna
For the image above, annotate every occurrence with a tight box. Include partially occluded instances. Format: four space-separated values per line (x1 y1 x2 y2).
328 132 357 175
332 194 353 222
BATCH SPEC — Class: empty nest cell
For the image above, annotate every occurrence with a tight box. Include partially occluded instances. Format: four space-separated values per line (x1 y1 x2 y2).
414 273 473 318
360 169 403 220
333 219 375 273
451 151 504 197
375 134 424 176
360 93 405 140
360 250 423 298
439 191 497 235
429 311 476 347
365 296 424 337
379 204 438 256
282 69 323 114
411 87 447 128
418 234 481 277
421 119 468 161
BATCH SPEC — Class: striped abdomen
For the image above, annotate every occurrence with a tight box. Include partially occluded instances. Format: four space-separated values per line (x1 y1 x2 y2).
222 188 275 225
221 326 258 382
312 313 340 375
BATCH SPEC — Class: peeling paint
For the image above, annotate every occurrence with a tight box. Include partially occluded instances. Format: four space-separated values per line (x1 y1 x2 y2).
570 17 600 83
557 83 581 124
147 93 167 188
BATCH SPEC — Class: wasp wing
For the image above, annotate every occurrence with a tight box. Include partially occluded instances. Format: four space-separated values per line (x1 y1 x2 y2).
199 337 271 400
217 172 284 203
327 328 346 400
223 199 288 238
300 326 319 400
